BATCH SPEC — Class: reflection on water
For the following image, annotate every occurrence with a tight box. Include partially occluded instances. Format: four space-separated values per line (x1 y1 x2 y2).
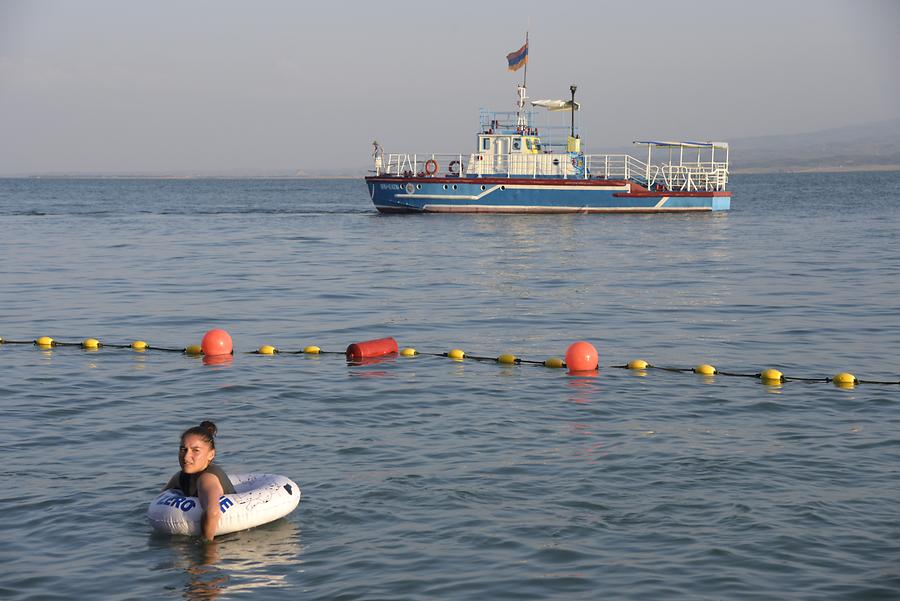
202 354 235 367
566 375 600 404
150 519 302 600
183 545 229 601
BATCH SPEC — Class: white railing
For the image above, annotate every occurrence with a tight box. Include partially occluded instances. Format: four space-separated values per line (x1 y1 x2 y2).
375 152 727 191
584 154 659 187
379 153 469 178
661 163 729 191
378 153 580 179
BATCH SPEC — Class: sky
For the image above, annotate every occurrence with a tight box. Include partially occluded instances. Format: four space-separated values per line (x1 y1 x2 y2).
1 0 899 175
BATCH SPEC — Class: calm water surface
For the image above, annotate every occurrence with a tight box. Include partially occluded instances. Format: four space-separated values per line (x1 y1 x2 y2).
1 173 899 600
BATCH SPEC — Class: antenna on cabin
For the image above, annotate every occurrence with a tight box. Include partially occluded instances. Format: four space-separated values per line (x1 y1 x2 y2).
569 85 577 138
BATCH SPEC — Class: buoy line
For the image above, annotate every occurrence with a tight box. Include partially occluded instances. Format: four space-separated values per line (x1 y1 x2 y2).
2 332 897 388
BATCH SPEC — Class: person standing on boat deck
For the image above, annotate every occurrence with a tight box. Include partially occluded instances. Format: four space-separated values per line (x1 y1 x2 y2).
372 141 384 174
164 421 236 541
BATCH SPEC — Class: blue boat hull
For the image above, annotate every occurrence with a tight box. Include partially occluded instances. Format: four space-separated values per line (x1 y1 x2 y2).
365 176 731 213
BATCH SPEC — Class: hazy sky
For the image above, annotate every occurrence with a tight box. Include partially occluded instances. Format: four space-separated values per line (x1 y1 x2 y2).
2 0 899 174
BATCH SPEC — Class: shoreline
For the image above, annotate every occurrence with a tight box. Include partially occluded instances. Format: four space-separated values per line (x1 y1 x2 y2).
731 164 900 174
3 165 900 180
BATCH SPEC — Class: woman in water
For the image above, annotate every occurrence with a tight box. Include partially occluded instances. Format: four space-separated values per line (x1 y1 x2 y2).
164 421 236 540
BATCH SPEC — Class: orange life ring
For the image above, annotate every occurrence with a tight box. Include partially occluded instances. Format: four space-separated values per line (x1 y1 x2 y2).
424 159 438 176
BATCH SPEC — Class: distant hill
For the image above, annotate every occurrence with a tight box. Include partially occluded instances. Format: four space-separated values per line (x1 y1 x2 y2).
730 117 900 173
310 118 900 176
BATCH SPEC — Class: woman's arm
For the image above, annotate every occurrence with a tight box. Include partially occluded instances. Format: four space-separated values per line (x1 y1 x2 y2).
197 471 225 541
163 472 180 492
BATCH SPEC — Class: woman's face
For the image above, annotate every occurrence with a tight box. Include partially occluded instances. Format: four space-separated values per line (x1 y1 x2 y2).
179 433 215 474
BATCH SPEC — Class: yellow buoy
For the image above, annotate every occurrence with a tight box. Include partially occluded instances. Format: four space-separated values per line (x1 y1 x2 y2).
694 364 717 375
627 359 649 370
131 340 148 351
185 344 203 356
760 368 784 383
543 357 565 368
36 336 54 347
258 345 276 355
832 372 857 388
82 338 100 349
497 353 517 364
0 336 4 344
400 347 417 357
303 345 321 354
447 348 465 360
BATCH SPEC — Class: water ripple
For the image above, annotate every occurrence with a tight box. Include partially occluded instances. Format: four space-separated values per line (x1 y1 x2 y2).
2 174 900 600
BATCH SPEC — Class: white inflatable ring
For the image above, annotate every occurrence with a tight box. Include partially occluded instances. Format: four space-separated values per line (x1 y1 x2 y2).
148 473 301 536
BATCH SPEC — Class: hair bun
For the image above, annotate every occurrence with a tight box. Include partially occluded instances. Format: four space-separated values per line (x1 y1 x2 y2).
199 420 218 437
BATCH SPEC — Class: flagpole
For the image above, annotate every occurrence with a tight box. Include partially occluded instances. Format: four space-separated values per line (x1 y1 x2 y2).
522 31 528 89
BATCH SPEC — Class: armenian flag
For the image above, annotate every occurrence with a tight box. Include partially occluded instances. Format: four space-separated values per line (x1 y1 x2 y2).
506 42 528 72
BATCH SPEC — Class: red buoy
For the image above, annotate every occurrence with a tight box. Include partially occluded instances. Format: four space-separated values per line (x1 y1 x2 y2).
201 329 233 356
565 340 599 372
346 337 399 360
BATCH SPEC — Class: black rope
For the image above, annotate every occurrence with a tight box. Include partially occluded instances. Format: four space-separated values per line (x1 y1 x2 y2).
717 370 764 379
649 365 694 374
453 353 496 362
4 337 900 385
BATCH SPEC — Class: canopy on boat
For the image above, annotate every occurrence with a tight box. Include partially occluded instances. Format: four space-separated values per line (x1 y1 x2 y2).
531 99 580 112
633 140 729 149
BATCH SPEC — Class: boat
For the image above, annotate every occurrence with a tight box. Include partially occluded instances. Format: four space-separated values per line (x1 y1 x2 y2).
365 37 731 214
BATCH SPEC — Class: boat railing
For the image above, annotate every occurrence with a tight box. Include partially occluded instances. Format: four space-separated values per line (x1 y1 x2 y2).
379 153 472 178
584 154 659 187
376 152 726 191
661 162 729 191
379 152 583 179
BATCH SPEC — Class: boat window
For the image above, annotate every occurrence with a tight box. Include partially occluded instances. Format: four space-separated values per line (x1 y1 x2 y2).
481 137 491 151
512 138 521 151
534 140 542 152
525 139 533 151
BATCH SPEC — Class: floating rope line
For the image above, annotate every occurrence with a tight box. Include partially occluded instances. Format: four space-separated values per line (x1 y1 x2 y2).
2 333 898 388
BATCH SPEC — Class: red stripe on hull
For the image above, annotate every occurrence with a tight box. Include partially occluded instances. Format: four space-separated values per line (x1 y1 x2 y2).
614 191 731 198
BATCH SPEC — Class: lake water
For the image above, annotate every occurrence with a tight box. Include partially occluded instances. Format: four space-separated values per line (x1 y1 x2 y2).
1 172 899 600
